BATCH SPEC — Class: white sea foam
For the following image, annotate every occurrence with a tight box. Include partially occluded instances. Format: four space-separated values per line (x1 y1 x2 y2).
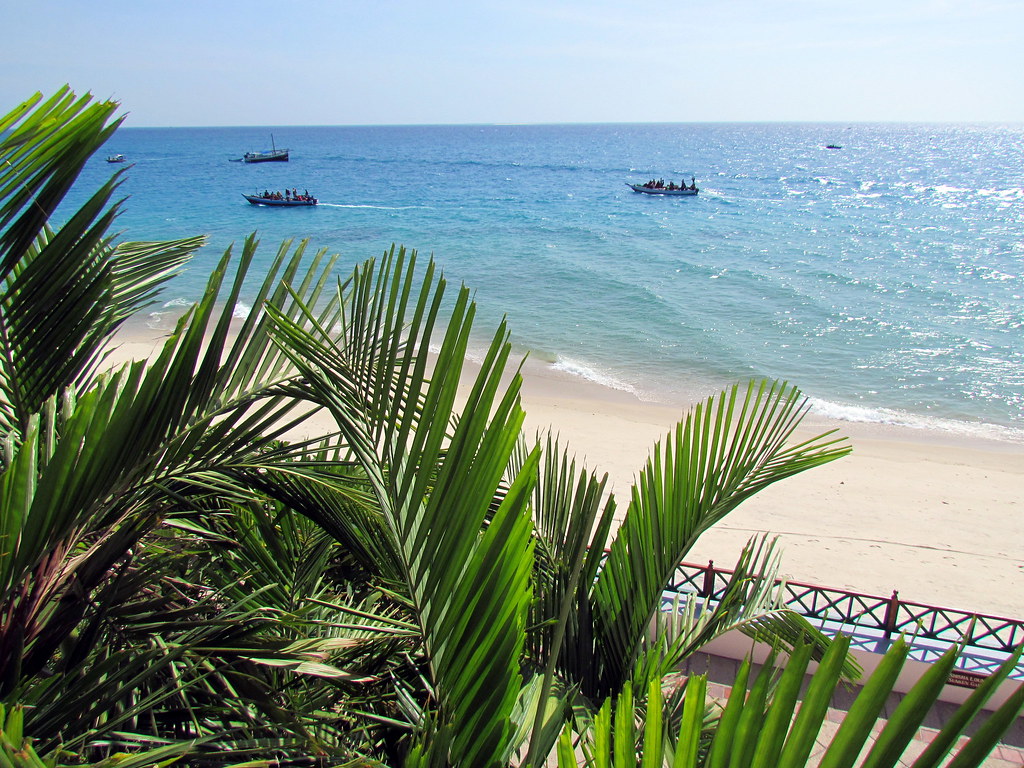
425 341 490 367
551 357 643 398
145 297 194 329
808 397 1024 443
146 298 253 327
317 203 427 210
978 187 1023 199
144 312 168 330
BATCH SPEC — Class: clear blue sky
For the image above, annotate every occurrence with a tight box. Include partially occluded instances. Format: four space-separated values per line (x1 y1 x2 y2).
4 0 1022 126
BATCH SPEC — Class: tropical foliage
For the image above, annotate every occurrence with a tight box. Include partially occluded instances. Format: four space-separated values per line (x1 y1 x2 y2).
0 87 1020 767
558 637 1024 768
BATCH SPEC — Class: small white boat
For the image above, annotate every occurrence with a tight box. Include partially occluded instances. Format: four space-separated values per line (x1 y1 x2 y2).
106 154 126 163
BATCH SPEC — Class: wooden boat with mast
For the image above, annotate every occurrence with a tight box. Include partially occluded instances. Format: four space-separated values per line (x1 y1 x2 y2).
238 134 289 163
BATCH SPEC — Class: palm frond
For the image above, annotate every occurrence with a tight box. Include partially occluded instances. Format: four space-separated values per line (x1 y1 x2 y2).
589 379 850 698
527 432 615 663
0 87 121 270
0 90 156 432
566 637 1024 767
264 247 540 766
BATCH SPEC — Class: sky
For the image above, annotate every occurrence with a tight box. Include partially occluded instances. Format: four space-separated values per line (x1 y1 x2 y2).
3 0 1023 126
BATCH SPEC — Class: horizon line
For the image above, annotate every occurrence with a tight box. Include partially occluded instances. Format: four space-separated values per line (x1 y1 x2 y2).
118 119 1024 130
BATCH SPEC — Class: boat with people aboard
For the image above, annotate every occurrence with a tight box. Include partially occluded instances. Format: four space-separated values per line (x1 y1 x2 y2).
236 134 289 163
243 189 317 207
628 177 699 196
825 144 843 149
106 154 126 163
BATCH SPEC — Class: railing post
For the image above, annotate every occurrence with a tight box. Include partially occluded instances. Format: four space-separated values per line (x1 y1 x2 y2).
702 560 715 598
883 590 900 639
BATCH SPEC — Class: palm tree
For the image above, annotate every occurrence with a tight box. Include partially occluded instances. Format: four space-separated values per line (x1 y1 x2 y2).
262 240 1024 767
558 637 1024 767
264 242 861 765
0 88 361 758
3 87 1020 767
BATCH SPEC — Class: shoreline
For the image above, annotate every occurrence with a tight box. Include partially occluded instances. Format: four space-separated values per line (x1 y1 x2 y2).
512 354 1023 618
109 320 1024 618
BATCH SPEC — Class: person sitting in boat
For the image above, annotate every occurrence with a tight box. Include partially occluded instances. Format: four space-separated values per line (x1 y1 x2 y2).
689 176 697 190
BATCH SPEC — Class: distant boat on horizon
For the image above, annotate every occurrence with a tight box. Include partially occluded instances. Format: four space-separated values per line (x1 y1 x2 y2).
825 144 843 150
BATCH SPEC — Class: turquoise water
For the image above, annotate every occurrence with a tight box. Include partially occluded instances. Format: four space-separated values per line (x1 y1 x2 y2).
65 123 1024 440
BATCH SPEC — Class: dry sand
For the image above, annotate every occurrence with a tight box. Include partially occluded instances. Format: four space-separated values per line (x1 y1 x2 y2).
110 324 1024 619
512 357 1023 619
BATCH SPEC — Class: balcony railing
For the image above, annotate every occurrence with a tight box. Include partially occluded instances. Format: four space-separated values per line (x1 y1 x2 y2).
664 560 1024 682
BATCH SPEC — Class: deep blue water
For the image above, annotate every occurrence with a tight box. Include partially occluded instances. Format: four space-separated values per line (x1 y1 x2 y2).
63 123 1024 441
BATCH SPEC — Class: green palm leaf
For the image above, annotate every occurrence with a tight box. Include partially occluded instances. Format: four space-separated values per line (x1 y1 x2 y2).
0 88 121 269
571 638 1023 767
265 247 540 766
590 379 850 698
0 90 183 431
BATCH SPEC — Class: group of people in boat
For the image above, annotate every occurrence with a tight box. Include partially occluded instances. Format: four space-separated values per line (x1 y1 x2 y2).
259 188 314 202
640 176 698 191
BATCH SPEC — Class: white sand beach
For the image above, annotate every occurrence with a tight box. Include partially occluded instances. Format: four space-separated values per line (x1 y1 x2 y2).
512 356 1024 619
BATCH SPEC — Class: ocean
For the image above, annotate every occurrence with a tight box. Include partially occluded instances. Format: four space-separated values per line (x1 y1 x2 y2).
63 123 1024 442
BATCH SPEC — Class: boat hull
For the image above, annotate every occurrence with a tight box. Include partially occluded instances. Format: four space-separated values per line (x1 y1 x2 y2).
243 194 316 207
627 183 698 196
242 150 289 163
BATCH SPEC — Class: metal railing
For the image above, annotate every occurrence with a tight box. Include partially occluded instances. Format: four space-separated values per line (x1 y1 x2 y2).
666 560 1024 681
